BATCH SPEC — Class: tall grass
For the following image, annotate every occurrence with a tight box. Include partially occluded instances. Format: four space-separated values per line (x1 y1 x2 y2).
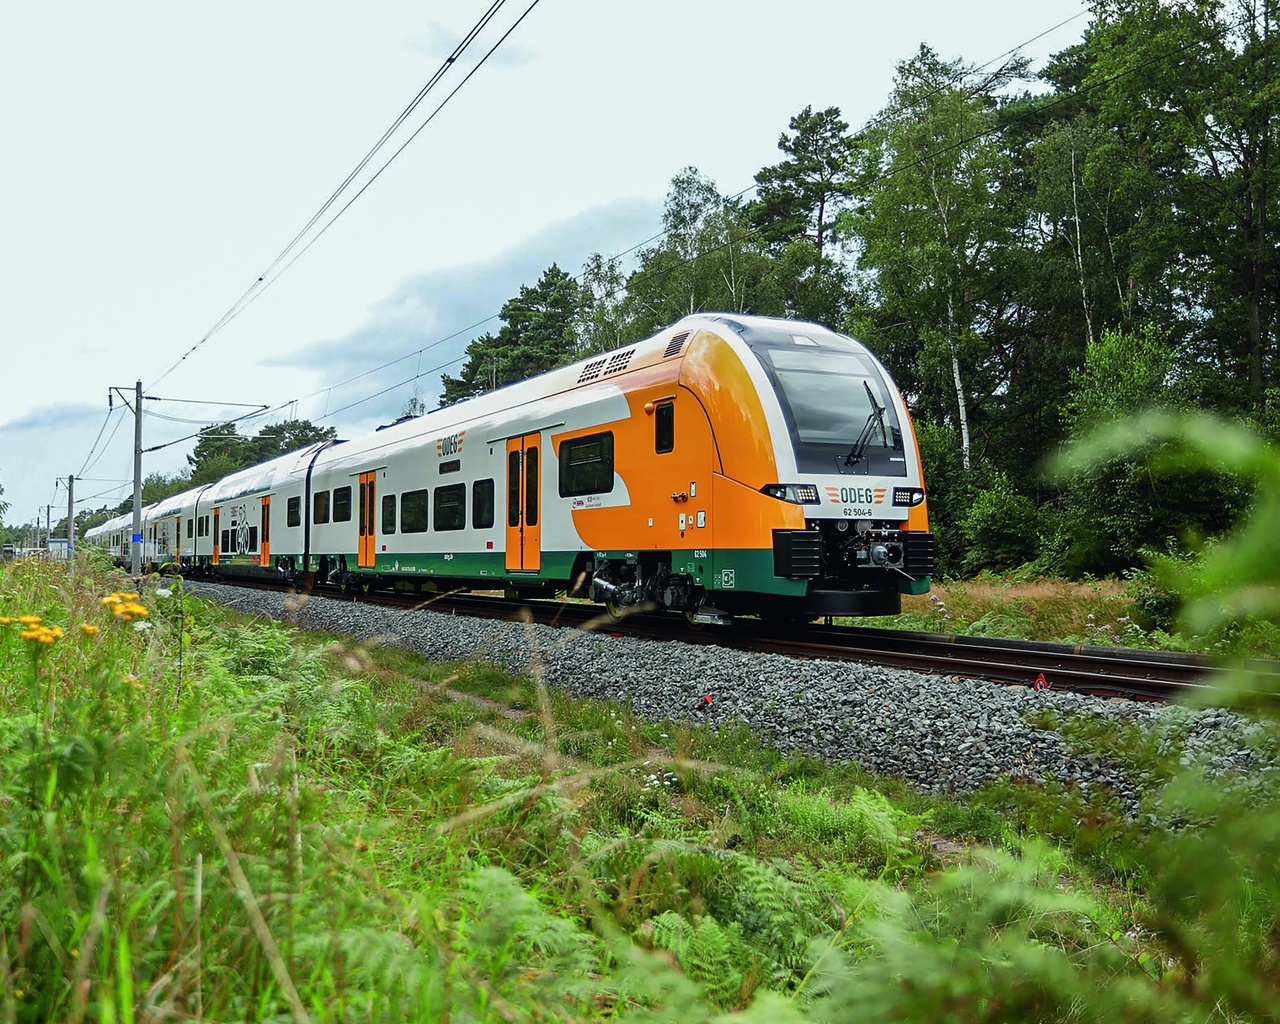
6 454 1280 1024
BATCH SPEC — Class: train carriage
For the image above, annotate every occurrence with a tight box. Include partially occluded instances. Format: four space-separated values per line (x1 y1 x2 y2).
85 314 935 625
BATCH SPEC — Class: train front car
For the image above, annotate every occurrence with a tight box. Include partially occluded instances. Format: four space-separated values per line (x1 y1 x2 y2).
679 314 933 622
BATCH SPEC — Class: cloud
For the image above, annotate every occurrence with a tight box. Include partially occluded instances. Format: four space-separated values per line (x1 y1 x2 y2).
406 22 534 71
276 196 660 420
1 402 105 434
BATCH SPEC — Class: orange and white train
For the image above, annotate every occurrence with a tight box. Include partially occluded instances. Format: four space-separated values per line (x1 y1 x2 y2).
86 314 934 624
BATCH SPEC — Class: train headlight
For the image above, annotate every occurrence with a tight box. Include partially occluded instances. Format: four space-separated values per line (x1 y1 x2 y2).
892 487 926 507
760 483 821 505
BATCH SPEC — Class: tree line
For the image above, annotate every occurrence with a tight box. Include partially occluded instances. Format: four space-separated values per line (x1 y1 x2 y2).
12 1 1274 577
439 0 1279 578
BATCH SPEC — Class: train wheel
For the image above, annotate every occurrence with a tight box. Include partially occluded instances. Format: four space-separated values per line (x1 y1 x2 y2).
683 610 705 631
605 600 626 622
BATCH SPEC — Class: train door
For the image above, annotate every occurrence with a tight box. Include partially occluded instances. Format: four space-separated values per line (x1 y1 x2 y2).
175 517 181 566
259 497 271 567
212 507 221 566
505 434 541 572
357 472 376 568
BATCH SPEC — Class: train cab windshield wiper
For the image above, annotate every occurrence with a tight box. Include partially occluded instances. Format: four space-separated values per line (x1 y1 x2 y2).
844 381 887 468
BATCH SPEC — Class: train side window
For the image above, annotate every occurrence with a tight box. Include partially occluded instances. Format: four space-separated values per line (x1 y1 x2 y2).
313 490 330 525
332 485 352 523
382 494 396 535
248 526 258 552
401 489 428 533
287 496 301 528
507 451 521 527
473 478 495 529
220 529 231 552
433 483 466 531
186 519 194 540
559 431 614 497
655 402 674 454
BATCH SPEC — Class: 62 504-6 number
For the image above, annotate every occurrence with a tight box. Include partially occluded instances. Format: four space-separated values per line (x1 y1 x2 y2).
842 507 874 518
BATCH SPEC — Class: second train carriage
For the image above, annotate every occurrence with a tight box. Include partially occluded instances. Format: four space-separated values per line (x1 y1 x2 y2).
93 313 936 623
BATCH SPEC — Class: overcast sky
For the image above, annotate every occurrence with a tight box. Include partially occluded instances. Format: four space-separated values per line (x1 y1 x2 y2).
0 0 1090 531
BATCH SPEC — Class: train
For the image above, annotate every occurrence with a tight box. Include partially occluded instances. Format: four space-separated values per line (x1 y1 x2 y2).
85 313 934 624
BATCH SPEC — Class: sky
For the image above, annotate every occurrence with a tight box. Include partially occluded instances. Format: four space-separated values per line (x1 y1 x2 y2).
0 0 1092 533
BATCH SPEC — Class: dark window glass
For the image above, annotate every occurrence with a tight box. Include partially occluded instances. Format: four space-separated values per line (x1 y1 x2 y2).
313 490 330 525
507 450 521 527
433 484 466 531
261 504 270 545
439 459 460 475
186 519 193 539
333 485 352 523
559 432 614 497
401 489 428 533
287 496 301 528
382 494 396 534
526 446 539 526
472 478 495 529
220 530 230 552
248 526 258 551
656 402 674 453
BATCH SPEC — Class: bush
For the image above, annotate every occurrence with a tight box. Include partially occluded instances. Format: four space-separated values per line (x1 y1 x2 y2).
959 473 1043 575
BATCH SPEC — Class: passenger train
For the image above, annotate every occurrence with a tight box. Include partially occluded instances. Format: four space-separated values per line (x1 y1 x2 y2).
85 314 934 624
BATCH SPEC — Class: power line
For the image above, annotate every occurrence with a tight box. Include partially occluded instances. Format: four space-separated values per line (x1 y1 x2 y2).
154 0 537 388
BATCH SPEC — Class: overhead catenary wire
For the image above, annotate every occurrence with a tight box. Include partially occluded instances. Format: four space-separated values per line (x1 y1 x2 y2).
153 0 535 389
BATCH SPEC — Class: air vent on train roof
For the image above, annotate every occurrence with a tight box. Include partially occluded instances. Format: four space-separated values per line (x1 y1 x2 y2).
663 331 690 358
579 348 635 383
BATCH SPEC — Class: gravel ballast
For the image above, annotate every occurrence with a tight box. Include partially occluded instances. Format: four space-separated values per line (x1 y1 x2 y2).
185 581 1274 803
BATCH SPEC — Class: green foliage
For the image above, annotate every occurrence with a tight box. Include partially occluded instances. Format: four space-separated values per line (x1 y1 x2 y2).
959 472 1044 575
440 263 582 405
186 419 336 485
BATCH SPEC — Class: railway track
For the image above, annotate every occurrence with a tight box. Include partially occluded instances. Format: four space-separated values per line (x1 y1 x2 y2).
188 577 1277 702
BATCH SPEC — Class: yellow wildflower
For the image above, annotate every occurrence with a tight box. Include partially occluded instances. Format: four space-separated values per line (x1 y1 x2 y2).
0 616 14 625
80 624 101 636
18 614 42 625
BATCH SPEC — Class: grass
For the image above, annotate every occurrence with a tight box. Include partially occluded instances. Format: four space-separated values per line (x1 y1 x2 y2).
855 572 1241 650
4 553 1279 1020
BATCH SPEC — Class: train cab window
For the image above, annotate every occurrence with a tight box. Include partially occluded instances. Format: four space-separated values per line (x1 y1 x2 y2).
401 489 428 533
313 490 330 525
381 494 396 535
473 478 495 530
287 497 301 528
559 431 614 497
655 402 674 454
332 485 352 523
433 484 466 531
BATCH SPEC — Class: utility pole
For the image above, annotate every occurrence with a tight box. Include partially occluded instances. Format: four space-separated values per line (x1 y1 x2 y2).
45 505 52 550
66 474 75 558
132 379 142 576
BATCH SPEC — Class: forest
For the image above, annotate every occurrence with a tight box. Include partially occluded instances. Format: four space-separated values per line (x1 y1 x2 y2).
443 0 1279 580
17 0 1278 583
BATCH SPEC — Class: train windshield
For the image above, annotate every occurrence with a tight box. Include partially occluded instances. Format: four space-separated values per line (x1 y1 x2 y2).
755 344 903 449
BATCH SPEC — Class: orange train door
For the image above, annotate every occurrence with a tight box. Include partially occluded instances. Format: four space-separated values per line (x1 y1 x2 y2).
505 434 541 572
357 471 377 568
260 496 271 567
212 507 221 566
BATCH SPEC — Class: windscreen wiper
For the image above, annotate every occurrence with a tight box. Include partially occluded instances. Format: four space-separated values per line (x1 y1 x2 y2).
844 381 887 468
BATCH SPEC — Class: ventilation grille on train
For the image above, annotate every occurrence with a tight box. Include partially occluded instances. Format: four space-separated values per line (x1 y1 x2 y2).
663 331 690 358
578 348 635 383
